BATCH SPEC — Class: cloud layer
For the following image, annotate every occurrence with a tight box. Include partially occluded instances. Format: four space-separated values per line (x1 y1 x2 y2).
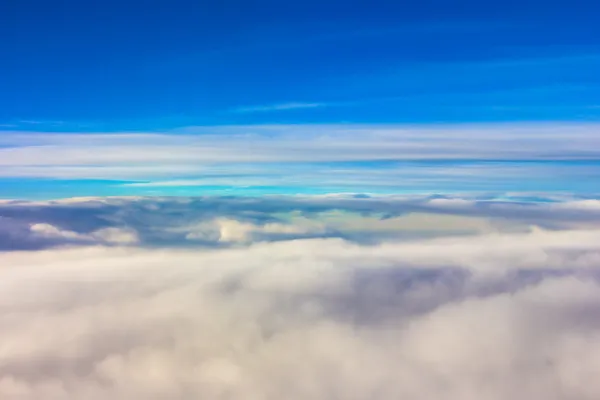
3 194 600 250
1 123 600 197
1 196 600 399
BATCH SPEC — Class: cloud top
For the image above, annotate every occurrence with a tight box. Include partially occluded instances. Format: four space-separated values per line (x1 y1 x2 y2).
2 195 600 399
1 228 600 399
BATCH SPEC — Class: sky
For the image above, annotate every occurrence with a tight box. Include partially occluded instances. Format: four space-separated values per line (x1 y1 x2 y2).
1 0 600 196
4 4 600 398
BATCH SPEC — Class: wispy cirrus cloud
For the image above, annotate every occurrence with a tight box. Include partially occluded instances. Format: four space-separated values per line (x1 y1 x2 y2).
231 102 328 113
0 123 599 197
2 123 599 165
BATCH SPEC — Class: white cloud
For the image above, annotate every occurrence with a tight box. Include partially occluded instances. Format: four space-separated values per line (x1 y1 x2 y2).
28 223 138 246
29 223 86 241
232 102 327 113
90 227 139 245
0 124 599 182
1 224 600 399
183 217 326 243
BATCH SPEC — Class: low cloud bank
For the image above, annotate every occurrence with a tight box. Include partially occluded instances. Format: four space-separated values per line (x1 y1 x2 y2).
2 194 600 250
1 196 600 399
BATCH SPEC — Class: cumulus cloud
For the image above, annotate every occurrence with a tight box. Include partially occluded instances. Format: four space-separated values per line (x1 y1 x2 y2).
3 194 600 251
28 223 136 245
1 224 600 399
182 217 327 243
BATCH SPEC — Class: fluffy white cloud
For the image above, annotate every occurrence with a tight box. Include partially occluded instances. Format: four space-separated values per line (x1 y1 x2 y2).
183 217 326 243
29 223 139 245
1 224 600 399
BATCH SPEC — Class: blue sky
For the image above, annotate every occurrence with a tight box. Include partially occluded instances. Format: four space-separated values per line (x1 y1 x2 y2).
1 0 599 197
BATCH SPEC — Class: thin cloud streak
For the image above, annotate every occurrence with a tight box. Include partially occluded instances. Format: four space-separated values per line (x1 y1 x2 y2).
1 123 599 167
231 102 328 113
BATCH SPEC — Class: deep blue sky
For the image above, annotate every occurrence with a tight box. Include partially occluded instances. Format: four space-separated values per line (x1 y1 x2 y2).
2 0 600 130
2 1 600 198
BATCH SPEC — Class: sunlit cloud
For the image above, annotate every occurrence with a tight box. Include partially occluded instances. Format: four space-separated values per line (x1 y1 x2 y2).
1 195 600 399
